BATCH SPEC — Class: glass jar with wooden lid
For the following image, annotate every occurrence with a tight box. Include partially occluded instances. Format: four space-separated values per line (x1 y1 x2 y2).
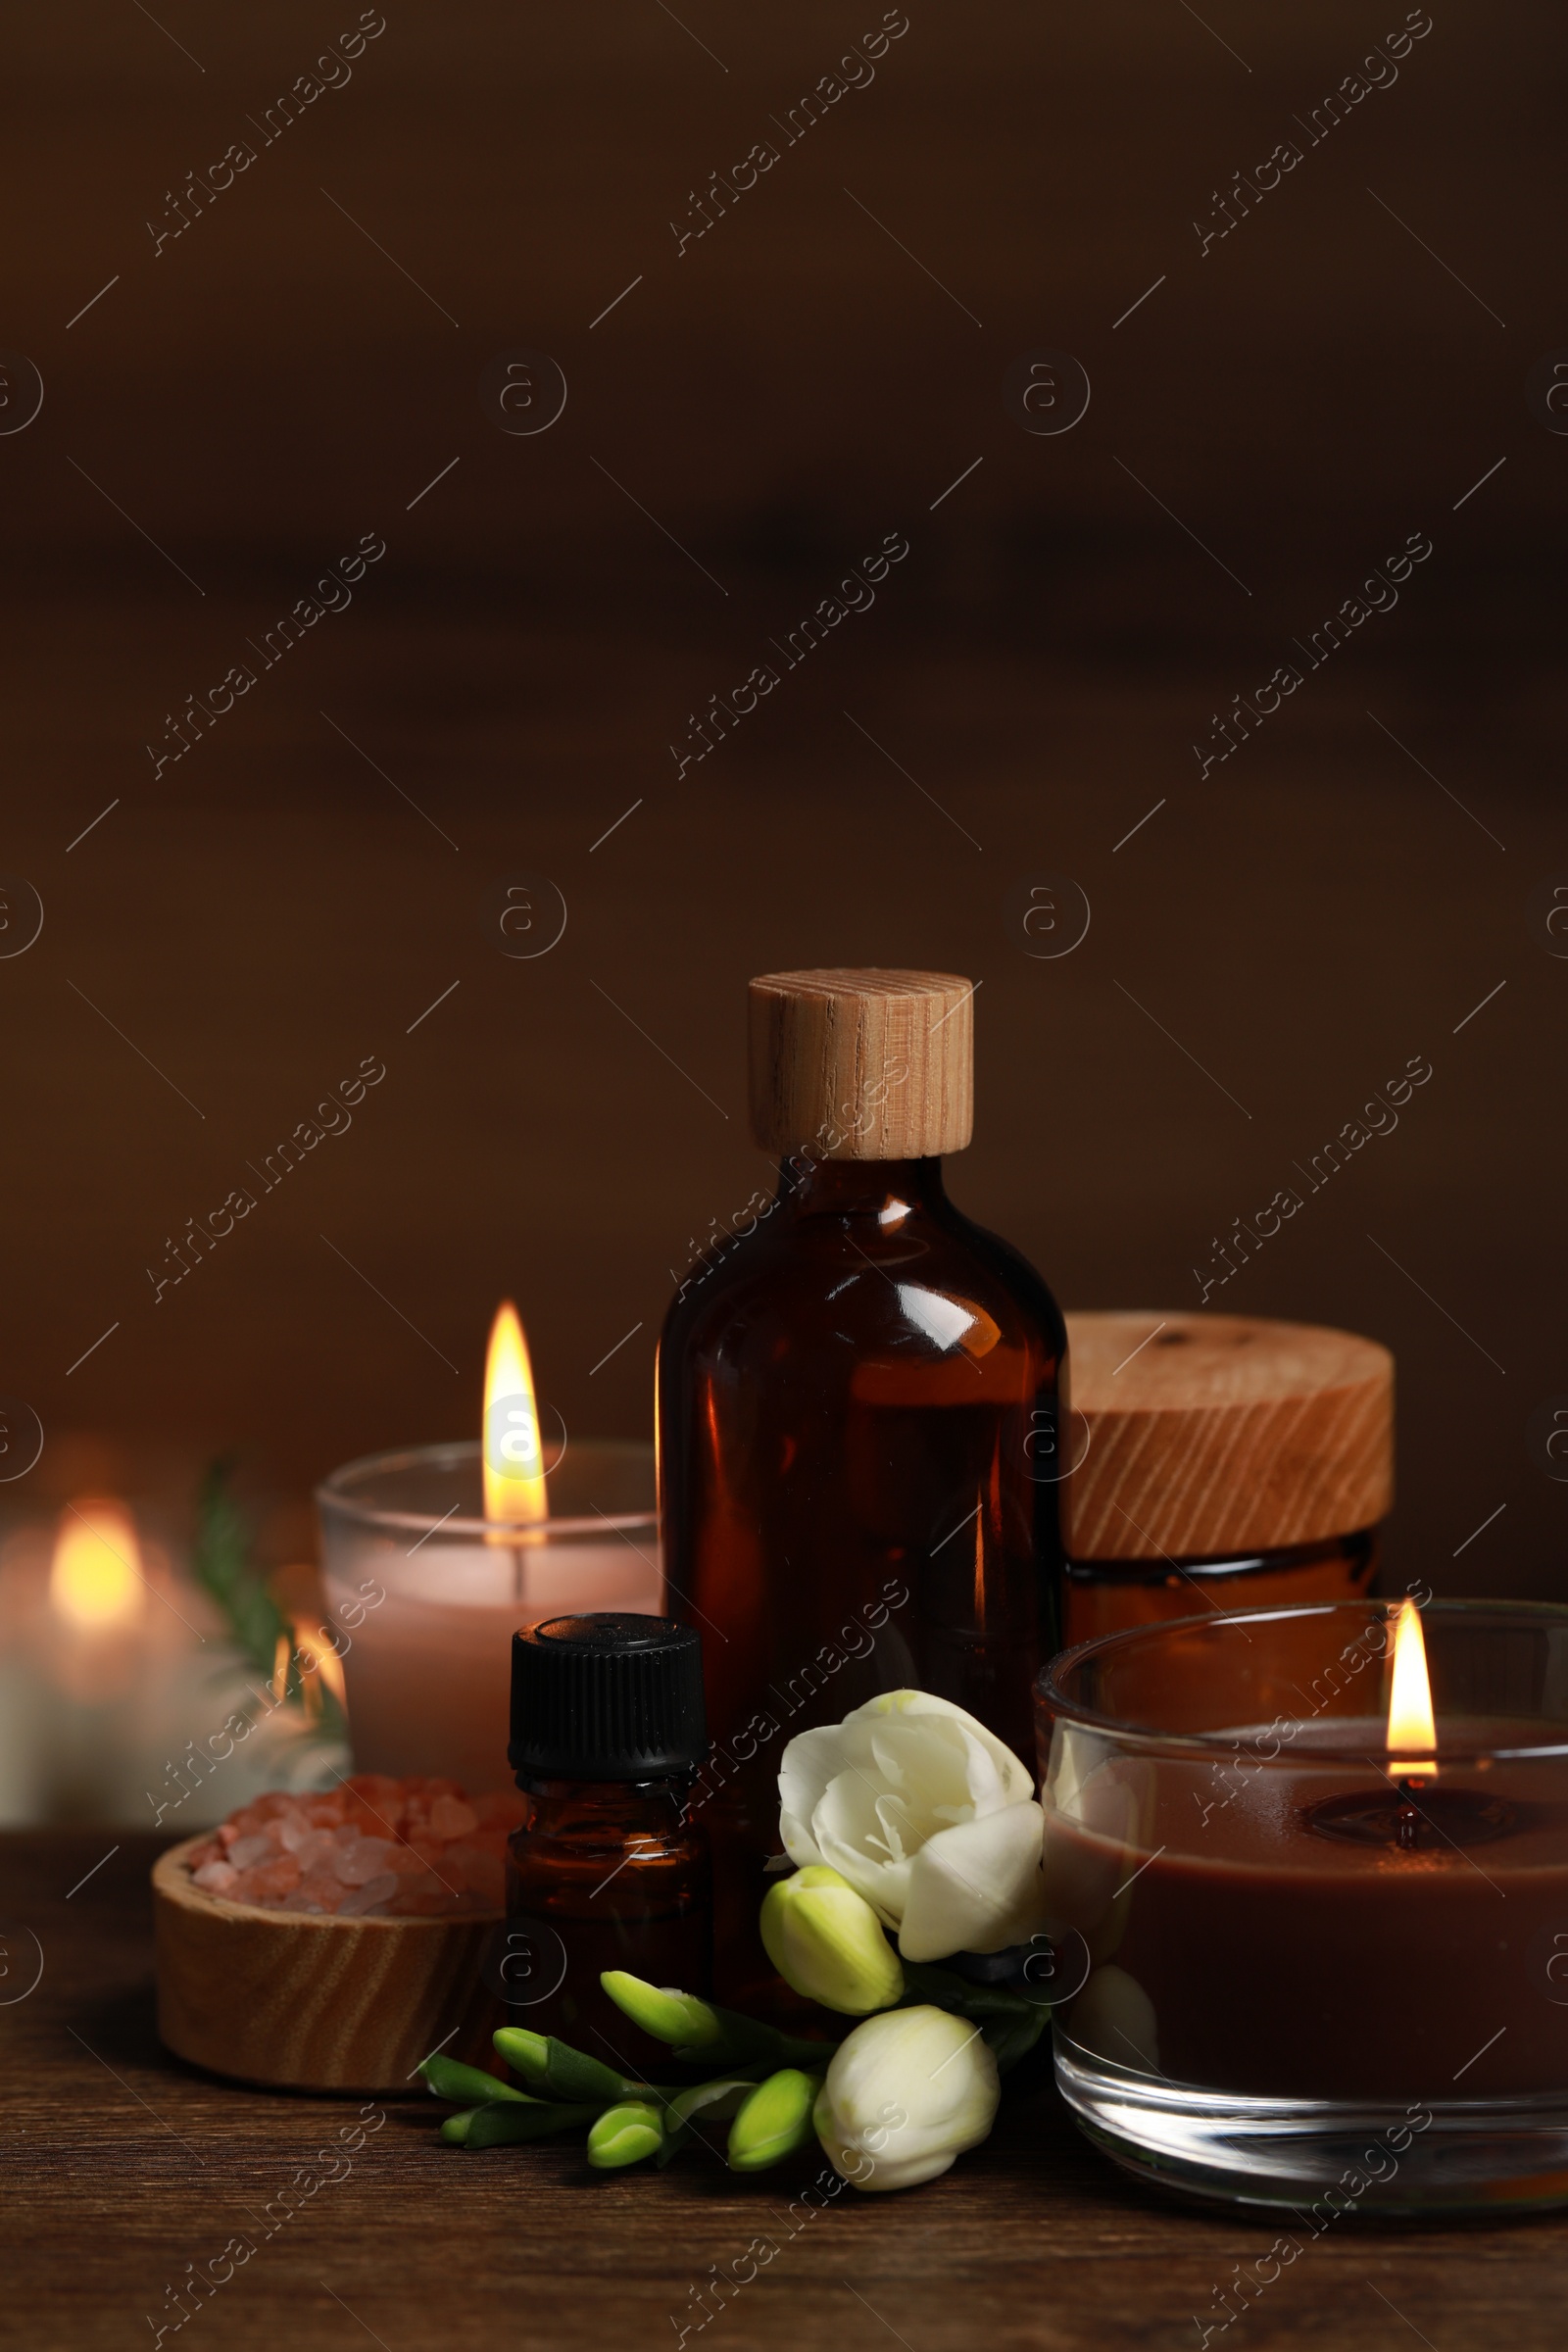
1058 1311 1392 1647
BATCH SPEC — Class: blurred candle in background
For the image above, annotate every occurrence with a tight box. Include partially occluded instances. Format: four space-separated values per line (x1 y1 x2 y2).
50 1498 146 1639
0 1501 152 1820
0 1492 349 1828
45 1498 167 1818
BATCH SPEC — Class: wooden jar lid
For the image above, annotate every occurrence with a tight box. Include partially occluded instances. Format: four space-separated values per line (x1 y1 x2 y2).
749 968 974 1159
1062 1311 1394 1560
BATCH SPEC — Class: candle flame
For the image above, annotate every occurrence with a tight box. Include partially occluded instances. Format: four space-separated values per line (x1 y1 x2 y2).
483 1299 548 1526
50 1499 145 1629
1387 1597 1437 1765
293 1621 348 1710
275 1619 348 1720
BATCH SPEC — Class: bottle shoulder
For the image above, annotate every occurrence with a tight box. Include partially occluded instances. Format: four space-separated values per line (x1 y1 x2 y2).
658 1188 1064 1380
952 1211 1068 1356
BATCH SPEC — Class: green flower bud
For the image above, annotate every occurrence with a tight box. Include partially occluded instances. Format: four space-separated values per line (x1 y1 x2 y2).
492 2029 633 2103
465 2100 604 2149
491 2026 550 2084
760 1866 905 2016
588 2100 664 2169
600 1972 726 2050
420 2054 529 2106
726 2069 823 2172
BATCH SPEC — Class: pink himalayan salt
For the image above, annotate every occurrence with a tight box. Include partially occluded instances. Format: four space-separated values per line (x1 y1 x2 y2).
442 1842 506 1907
428 1796 478 1840
183 1775 522 1918
277 1816 336 1859
229 1855 302 1903
338 1872 400 1916
334 1837 397 1886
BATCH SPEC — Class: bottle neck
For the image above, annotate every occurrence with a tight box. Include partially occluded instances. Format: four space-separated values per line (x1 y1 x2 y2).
515 1773 693 1827
775 1152 950 1221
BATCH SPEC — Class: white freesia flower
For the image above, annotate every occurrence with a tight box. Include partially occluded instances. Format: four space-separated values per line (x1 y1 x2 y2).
778 1690 1047 1962
813 2004 1001 2191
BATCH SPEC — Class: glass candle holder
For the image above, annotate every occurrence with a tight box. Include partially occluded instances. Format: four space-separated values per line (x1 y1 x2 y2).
317 1441 660 1798
1036 1601 1568 2214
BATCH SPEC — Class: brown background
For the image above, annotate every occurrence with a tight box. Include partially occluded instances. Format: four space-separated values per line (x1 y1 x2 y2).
3 0 1566 1598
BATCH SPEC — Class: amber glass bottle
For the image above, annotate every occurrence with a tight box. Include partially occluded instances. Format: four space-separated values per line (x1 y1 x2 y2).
658 969 1066 1999
503 1614 711 2076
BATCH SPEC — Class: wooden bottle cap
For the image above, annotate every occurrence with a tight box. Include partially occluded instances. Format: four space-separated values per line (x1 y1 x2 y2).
749 968 974 1159
1062 1311 1394 1560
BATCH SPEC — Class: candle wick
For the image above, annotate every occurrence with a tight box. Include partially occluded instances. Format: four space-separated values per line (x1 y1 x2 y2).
1396 1771 1429 1852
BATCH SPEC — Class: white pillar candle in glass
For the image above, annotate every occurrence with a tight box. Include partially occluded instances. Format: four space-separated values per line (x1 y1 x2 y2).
18 1499 249 1825
317 1438 661 1796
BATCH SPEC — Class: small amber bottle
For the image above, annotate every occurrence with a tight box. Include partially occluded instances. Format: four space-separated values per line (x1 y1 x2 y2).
658 968 1066 1999
504 1613 711 2077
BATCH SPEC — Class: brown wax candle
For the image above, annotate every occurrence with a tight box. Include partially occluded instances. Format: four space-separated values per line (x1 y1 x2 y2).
1039 1602 1568 2111
1045 1720 1568 2100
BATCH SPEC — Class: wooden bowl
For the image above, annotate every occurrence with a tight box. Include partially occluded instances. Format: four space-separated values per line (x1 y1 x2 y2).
153 1834 504 2093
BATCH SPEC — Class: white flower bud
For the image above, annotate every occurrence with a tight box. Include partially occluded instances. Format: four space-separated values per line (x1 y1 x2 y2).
812 2005 1001 2192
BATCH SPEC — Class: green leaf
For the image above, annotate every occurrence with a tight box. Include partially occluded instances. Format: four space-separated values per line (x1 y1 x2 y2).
979 2004 1052 2076
770 2028 849 2069
192 1458 288 1678
896 1961 1051 2071
900 1960 1051 2024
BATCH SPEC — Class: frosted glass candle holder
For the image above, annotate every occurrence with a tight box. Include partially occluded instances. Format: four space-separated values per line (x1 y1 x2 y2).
318 1441 660 1798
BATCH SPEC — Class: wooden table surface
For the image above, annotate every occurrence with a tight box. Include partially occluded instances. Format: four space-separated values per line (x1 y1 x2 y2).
7 1831 1566 2351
